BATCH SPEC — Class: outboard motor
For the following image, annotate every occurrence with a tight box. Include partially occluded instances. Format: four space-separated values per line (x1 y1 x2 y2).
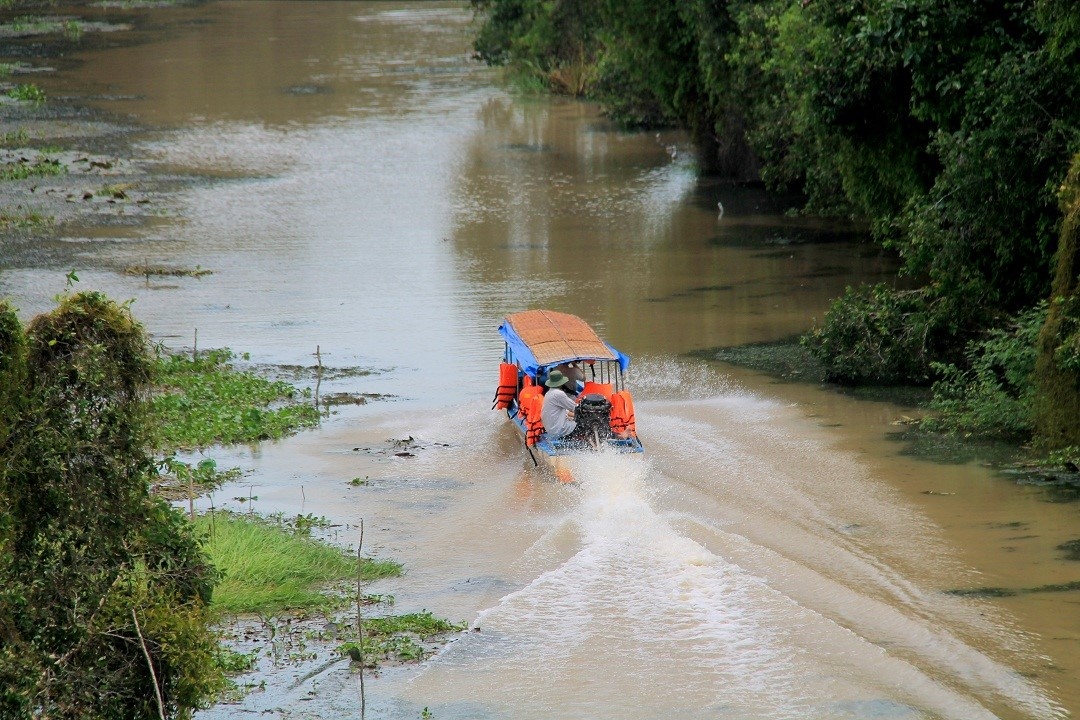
575 393 612 445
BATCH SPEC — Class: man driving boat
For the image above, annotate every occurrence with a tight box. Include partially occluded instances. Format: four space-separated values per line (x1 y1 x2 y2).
541 369 578 439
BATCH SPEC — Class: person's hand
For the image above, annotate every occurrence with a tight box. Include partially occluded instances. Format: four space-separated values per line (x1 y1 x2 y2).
567 410 575 420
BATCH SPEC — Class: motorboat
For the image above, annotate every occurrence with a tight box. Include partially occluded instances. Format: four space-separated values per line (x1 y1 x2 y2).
493 309 643 481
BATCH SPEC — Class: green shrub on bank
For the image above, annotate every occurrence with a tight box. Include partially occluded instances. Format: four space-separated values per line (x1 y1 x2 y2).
153 349 319 450
803 284 958 385
195 512 401 615
923 304 1046 440
0 293 223 720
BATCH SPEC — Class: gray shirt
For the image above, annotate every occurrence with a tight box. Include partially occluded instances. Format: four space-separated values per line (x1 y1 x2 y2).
541 387 577 438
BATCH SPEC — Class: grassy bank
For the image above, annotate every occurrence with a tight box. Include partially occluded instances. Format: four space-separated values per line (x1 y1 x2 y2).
197 511 465 669
195 512 401 616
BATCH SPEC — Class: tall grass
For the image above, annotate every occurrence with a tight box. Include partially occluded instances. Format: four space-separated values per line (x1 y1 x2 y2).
196 513 401 615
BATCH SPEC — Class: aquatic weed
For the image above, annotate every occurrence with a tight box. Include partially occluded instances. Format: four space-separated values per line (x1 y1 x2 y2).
152 348 320 450
337 612 465 665
6 83 45 105
0 157 65 181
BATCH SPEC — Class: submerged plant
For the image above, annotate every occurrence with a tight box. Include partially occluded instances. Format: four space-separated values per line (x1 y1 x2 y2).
0 157 65 181
0 128 28 147
0 208 52 230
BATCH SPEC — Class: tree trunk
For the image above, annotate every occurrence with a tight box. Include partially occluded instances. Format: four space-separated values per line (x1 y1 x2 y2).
1034 153 1080 450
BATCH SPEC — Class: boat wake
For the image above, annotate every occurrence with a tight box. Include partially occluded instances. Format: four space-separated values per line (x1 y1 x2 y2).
404 389 1065 720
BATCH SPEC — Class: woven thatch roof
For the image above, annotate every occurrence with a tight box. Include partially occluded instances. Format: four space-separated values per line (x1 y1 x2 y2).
503 310 616 366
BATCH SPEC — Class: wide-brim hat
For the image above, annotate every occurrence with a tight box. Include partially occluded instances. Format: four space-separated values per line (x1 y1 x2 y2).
545 370 570 388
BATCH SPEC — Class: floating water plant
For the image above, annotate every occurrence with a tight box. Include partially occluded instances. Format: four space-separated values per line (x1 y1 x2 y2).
153 348 320 450
6 82 45 105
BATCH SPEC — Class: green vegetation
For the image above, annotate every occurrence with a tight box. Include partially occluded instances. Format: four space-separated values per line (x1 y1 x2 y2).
470 0 1080 452
152 349 320 450
1 287 448 716
6 82 45 104
0 207 52 230
0 292 223 719
0 128 28 147
3 15 82 38
338 612 465 665
155 456 243 501
125 263 213 277
0 156 65 181
194 512 401 615
922 305 1045 441
802 285 955 386
63 19 82 41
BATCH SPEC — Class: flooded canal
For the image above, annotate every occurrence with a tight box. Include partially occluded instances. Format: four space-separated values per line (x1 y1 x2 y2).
3 2 1078 718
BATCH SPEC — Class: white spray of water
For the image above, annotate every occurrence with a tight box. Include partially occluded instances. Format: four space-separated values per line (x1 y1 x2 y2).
408 437 1065 720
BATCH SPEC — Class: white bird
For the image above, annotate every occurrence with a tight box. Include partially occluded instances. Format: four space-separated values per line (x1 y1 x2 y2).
717 201 724 220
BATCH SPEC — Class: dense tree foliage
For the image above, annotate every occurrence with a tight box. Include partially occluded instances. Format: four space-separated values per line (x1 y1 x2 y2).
0 293 222 719
472 0 1080 447
1034 154 1080 450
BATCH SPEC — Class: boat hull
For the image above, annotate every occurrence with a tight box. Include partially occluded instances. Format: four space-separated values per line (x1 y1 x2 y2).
506 405 643 482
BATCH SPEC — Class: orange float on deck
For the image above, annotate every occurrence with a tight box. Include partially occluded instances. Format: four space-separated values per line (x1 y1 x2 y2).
610 390 637 437
492 362 519 409
518 385 545 446
580 381 613 398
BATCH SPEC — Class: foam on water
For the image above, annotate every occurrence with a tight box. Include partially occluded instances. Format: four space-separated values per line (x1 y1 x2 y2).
403 389 1065 720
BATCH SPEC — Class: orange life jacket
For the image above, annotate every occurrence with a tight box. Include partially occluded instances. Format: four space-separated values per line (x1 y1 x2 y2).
492 362 519 410
518 385 545 446
610 390 637 437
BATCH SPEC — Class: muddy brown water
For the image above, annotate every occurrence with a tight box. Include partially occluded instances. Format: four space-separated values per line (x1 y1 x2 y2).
3 2 1079 718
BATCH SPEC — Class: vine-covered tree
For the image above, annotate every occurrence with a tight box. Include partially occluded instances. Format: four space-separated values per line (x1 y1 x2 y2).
0 292 222 719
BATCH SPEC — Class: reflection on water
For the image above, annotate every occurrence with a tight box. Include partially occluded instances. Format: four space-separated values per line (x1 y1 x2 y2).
4 2 1079 718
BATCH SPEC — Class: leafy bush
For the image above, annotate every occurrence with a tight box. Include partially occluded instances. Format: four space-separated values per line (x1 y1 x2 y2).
803 284 957 385
0 292 223 719
923 304 1047 440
